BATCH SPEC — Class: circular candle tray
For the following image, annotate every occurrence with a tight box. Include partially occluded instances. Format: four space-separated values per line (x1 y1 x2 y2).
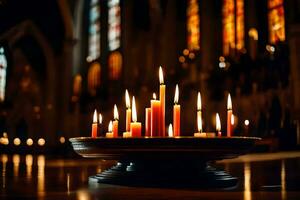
70 136 260 189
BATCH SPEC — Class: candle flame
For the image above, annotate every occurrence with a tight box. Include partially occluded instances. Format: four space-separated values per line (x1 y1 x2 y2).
168 124 173 137
108 121 112 132
231 114 234 125
93 109 97 123
159 66 164 84
174 84 179 104
197 92 202 111
216 113 221 132
197 112 202 133
227 93 232 110
132 96 137 122
153 93 156 100
99 113 103 124
114 104 119 120
125 89 130 108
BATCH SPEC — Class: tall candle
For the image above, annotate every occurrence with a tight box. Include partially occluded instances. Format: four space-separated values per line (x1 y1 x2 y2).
106 121 113 138
112 104 119 137
130 96 142 137
159 66 166 137
227 94 232 137
173 84 180 137
151 93 160 137
145 107 151 137
91 109 98 138
125 90 131 132
98 113 103 136
197 92 202 133
216 113 221 137
168 124 173 137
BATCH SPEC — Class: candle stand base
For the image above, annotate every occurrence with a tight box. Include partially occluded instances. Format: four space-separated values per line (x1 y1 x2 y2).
70 137 260 189
89 160 238 189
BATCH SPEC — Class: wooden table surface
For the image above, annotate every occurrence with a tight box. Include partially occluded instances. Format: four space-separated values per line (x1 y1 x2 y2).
0 151 300 200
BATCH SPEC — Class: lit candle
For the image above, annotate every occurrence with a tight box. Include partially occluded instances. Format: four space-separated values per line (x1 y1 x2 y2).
173 84 180 137
98 113 103 136
227 94 232 137
194 110 206 137
168 124 173 137
216 113 221 137
151 93 161 137
112 105 119 137
91 109 98 138
125 90 131 132
145 107 151 137
130 96 142 137
197 92 202 133
106 121 113 138
159 66 166 136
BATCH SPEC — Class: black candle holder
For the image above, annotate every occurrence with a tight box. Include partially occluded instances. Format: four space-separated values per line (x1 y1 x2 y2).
70 136 260 189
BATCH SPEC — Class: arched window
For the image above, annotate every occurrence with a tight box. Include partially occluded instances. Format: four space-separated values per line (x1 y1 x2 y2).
236 0 244 50
0 47 7 102
108 0 121 51
87 0 101 62
88 62 101 96
222 0 244 56
268 0 285 44
187 0 200 51
73 74 82 96
108 51 122 80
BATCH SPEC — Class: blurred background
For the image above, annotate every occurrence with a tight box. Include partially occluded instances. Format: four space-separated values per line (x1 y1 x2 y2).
0 0 299 152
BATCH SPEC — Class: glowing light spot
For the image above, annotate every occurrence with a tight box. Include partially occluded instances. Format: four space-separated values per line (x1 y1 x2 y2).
26 138 33 146
37 138 45 146
13 138 21 146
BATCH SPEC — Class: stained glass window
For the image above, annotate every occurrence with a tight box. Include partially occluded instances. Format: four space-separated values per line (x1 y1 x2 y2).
73 74 82 96
187 0 200 51
108 0 121 51
88 62 101 96
108 52 122 80
0 47 7 102
222 0 244 55
87 0 101 62
236 0 244 50
268 0 285 44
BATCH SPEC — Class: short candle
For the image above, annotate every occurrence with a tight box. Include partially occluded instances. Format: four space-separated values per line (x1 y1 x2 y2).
106 121 114 138
227 93 233 137
130 96 142 137
91 109 98 138
112 104 119 137
151 93 160 137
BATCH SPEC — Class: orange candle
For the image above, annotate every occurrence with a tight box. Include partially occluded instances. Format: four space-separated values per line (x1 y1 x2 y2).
173 84 180 137
91 109 98 138
151 93 161 137
112 104 119 137
145 107 151 137
227 94 232 137
130 96 142 137
125 90 131 132
106 121 114 138
159 66 166 137
216 113 221 137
